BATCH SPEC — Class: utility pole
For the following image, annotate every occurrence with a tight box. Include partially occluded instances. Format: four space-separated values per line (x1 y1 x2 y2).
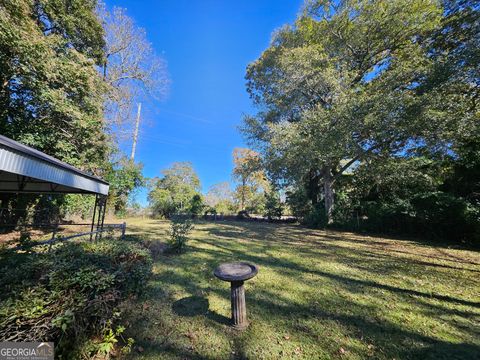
130 103 142 160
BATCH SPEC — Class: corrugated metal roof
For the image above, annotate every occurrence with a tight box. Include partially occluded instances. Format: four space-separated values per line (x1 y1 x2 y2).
0 135 108 184
0 135 109 195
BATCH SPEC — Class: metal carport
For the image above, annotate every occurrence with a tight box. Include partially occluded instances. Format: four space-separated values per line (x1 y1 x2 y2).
0 134 110 240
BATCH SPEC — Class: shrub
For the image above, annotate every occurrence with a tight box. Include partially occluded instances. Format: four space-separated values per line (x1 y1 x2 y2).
264 191 283 220
340 192 480 244
204 207 217 216
168 217 194 252
0 238 152 358
303 204 328 228
189 194 204 216
286 189 307 215
411 192 479 242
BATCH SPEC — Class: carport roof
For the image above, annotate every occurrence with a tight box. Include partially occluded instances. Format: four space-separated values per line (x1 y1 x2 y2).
0 135 109 195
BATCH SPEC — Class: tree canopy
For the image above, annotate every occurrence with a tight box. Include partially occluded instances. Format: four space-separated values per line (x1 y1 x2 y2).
148 162 203 218
0 0 108 172
244 0 479 241
101 5 169 140
232 147 269 212
0 0 165 218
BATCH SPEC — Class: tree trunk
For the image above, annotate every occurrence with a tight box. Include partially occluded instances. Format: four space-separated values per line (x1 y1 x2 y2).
307 169 321 206
241 177 246 210
323 167 334 225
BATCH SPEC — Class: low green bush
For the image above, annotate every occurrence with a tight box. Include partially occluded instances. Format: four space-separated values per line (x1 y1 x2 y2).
0 238 152 358
333 192 480 244
264 191 283 220
295 189 480 245
303 204 328 228
411 192 480 243
168 217 194 253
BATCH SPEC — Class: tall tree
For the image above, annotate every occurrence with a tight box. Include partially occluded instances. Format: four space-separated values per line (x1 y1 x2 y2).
205 182 235 214
100 5 169 141
244 0 444 223
99 4 170 212
232 148 268 211
419 0 480 198
205 182 233 206
105 157 144 214
148 162 202 217
0 0 108 172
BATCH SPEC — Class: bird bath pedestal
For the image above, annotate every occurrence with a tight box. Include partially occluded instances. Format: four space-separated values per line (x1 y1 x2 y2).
214 262 258 330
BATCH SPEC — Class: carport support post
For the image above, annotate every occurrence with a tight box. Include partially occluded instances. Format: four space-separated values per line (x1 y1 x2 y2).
95 195 106 241
231 280 248 330
100 196 106 237
90 194 99 241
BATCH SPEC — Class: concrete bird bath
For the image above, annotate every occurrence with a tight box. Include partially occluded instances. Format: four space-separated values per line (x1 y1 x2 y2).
214 262 258 330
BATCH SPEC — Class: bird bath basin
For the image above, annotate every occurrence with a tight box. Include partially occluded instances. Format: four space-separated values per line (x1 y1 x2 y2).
214 262 258 330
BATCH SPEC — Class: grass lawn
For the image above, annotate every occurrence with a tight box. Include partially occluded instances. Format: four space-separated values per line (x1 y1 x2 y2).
121 218 480 360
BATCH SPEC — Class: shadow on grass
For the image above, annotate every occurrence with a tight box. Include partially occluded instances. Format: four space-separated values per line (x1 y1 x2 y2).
195 236 480 308
252 290 480 360
172 296 230 325
172 296 208 317
124 220 480 360
206 219 480 253
131 338 214 360
322 233 480 266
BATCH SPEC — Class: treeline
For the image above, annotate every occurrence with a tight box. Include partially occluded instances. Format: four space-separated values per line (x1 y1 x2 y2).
243 0 479 244
0 0 167 222
148 148 283 219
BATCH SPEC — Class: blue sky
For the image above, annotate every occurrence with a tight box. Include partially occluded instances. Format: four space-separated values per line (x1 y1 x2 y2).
105 0 303 205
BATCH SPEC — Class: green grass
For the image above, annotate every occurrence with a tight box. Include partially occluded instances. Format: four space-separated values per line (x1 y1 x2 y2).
121 218 480 360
